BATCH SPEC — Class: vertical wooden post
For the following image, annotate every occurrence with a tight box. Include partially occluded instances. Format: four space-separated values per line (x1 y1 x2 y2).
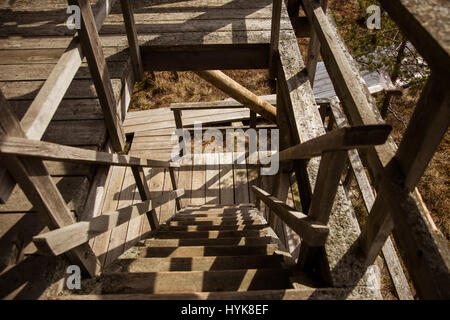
250 110 257 130
304 0 328 86
396 71 450 191
120 0 144 81
0 91 101 277
173 109 185 158
269 0 283 79
131 166 159 230
297 150 348 276
69 0 125 152
169 167 182 211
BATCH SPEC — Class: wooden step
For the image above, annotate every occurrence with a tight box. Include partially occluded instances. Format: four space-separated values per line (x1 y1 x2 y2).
170 215 261 222
155 229 269 239
159 224 269 232
168 218 265 226
100 269 293 294
174 212 260 218
52 288 372 300
139 244 279 257
144 236 276 247
177 207 259 215
110 255 286 272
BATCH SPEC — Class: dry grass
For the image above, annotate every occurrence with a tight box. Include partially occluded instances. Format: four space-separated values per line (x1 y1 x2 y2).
129 70 274 112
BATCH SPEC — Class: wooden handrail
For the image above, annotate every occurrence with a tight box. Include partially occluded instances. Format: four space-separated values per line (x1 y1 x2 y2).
302 0 450 298
0 136 180 168
33 189 185 256
278 125 391 161
251 186 329 246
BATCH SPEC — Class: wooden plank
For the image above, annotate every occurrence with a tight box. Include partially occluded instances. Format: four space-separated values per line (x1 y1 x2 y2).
144 167 165 233
33 190 184 256
104 166 136 266
0 176 90 213
70 0 125 151
251 186 329 246
169 167 182 211
0 136 179 168
123 183 141 252
232 129 250 204
131 166 159 231
305 0 328 85
159 169 176 224
269 0 282 78
396 71 450 190
91 165 126 266
190 153 206 206
219 152 234 205
0 91 100 276
170 95 276 110
17 0 117 140
279 125 392 161
177 157 193 208
120 0 143 81
205 153 220 205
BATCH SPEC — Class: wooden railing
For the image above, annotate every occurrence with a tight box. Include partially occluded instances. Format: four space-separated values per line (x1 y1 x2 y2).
252 124 391 251
0 0 143 204
0 89 183 277
282 0 450 299
0 0 171 277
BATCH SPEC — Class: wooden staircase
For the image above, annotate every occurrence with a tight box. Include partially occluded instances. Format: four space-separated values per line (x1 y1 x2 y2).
53 204 380 300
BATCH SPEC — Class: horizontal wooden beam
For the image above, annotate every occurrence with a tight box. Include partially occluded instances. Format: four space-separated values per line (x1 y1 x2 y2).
279 125 391 161
33 189 185 256
194 70 277 123
0 136 180 168
251 186 329 246
142 45 269 71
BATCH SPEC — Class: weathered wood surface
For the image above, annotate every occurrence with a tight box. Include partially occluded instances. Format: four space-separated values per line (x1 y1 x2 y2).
278 125 391 161
120 0 144 81
33 189 184 256
70 0 125 151
302 0 449 299
252 186 329 246
329 98 413 300
276 2 381 295
0 90 101 277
